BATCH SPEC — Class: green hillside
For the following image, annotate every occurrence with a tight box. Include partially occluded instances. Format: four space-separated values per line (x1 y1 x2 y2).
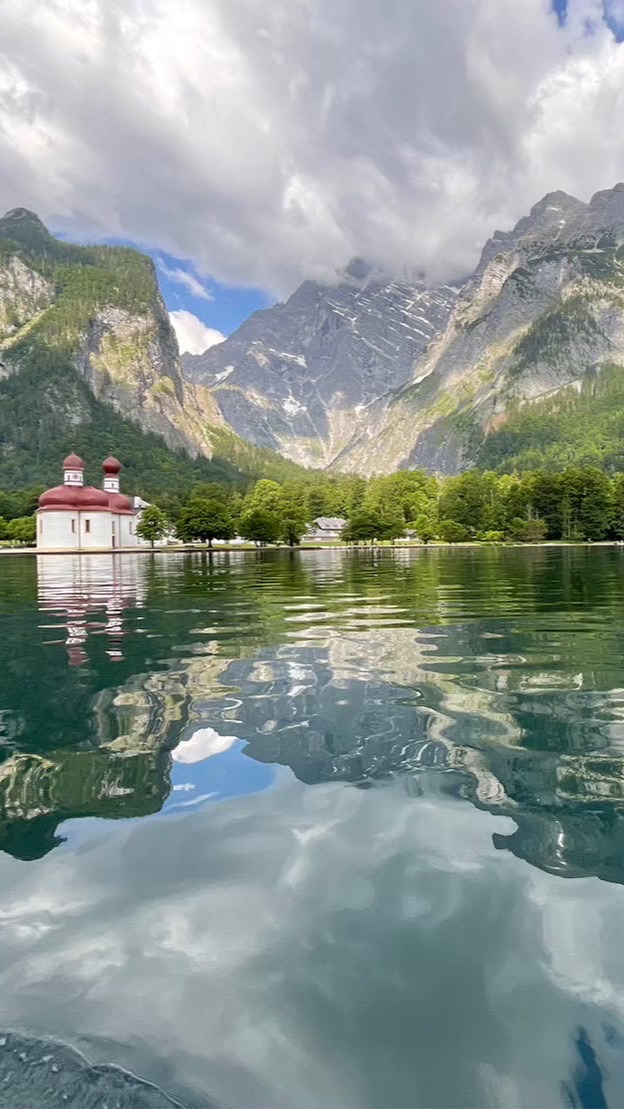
0 209 303 494
479 364 624 473
0 353 245 494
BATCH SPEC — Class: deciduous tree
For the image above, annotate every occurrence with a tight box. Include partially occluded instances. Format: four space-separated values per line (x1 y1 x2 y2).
176 498 233 547
136 505 169 548
7 516 36 544
239 508 281 546
342 510 384 544
437 520 469 543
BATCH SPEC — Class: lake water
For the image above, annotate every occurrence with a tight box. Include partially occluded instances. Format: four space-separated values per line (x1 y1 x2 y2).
1 547 624 1108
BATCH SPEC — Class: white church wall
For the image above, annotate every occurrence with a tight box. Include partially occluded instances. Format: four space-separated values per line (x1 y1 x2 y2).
80 512 112 549
37 512 80 550
117 514 139 547
37 511 145 550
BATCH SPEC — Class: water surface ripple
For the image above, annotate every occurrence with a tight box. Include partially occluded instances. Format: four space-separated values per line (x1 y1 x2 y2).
1 547 624 1107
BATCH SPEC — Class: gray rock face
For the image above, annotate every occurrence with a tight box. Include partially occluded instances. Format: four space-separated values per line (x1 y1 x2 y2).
0 210 221 460
72 297 222 458
335 182 624 474
0 256 53 338
183 262 459 467
183 184 624 474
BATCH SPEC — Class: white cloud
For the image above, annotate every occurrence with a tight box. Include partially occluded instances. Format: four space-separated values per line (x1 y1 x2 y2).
1 781 624 1108
157 259 213 301
169 309 225 355
171 726 238 763
1 1 624 294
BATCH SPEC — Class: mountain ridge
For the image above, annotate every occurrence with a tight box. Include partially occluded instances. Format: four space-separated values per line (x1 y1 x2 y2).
181 181 624 476
338 179 624 474
0 208 251 492
182 265 460 467
6 186 624 489
176 185 623 473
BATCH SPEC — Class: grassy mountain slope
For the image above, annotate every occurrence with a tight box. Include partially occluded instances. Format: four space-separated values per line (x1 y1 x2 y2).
0 208 307 493
478 364 624 472
0 353 244 494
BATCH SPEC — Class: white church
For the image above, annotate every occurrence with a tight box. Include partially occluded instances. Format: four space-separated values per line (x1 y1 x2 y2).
37 452 144 551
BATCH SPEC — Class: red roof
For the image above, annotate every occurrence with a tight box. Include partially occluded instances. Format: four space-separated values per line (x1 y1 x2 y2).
39 485 110 510
108 492 134 514
38 453 136 514
63 453 84 470
79 486 110 508
39 485 79 509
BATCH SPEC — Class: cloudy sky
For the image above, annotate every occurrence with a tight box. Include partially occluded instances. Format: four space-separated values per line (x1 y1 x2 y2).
2 0 624 352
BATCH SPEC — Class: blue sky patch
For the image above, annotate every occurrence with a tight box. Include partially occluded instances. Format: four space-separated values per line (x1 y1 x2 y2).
166 740 276 811
150 249 272 338
53 228 272 339
552 0 624 41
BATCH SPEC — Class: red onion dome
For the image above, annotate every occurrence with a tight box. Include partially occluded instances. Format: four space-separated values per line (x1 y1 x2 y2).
102 455 122 475
77 486 110 509
39 485 80 509
108 492 134 513
63 453 84 470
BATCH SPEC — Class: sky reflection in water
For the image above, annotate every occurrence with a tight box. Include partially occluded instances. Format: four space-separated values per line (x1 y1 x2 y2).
1 548 624 1107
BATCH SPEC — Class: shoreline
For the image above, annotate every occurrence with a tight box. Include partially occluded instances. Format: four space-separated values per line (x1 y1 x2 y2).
2 540 624 556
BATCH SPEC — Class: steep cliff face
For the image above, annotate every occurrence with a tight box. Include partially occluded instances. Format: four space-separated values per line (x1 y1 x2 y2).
72 298 223 456
335 185 624 474
0 253 53 336
185 184 624 477
9 185 624 484
0 208 225 489
183 260 459 467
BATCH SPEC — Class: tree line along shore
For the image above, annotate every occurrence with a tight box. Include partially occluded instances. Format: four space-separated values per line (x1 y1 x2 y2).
2 464 624 548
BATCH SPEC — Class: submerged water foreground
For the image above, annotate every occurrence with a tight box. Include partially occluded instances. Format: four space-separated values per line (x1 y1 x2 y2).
1 547 624 1107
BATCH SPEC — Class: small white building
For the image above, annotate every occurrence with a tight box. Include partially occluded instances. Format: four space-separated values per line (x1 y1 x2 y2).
37 453 142 551
303 517 347 541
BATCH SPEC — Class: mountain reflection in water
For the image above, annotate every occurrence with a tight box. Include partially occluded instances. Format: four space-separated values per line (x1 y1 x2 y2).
4 548 624 1107
0 547 623 885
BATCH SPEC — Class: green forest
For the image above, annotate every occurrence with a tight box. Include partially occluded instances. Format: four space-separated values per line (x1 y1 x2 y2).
477 365 624 472
143 465 624 545
7 464 624 547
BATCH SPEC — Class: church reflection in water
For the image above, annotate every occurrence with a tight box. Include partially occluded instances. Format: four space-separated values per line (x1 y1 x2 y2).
2 550 624 886
0 554 172 861
37 553 148 665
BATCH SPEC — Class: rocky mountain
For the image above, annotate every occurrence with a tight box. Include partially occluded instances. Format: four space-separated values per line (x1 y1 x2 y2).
184 183 624 476
0 208 238 492
9 184 624 487
182 259 460 467
336 184 624 474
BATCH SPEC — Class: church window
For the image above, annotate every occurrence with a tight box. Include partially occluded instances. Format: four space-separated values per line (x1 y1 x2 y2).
85 519 91 534
71 519 76 534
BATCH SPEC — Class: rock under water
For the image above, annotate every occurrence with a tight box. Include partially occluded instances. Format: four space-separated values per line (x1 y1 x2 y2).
0 1032 188 1109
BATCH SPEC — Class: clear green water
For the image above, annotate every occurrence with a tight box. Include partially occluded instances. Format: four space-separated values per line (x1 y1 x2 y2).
1 547 624 1107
